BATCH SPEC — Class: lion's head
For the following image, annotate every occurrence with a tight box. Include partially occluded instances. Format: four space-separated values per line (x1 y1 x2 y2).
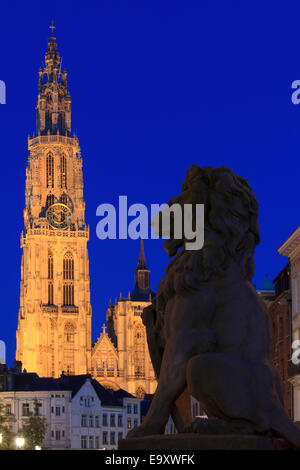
153 164 260 311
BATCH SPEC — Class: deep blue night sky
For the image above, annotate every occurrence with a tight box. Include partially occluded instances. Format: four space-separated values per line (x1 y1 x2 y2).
0 1 299 365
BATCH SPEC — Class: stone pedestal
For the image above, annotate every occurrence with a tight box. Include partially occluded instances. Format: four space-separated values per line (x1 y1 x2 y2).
119 434 288 451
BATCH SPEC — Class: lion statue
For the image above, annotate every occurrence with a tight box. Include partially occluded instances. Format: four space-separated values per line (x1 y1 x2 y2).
127 164 300 447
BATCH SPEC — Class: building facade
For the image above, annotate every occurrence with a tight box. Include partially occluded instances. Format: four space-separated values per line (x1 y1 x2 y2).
267 265 292 418
16 29 92 377
278 227 300 421
91 241 157 397
0 366 141 450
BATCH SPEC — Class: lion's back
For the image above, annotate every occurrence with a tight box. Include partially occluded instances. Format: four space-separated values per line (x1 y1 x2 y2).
213 280 272 361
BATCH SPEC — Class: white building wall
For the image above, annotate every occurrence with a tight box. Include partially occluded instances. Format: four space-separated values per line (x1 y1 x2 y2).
71 379 141 450
0 379 142 450
0 390 72 449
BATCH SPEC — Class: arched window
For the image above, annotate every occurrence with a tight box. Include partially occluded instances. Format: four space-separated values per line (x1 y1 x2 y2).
60 193 68 205
46 194 55 209
60 155 67 189
50 319 56 377
63 252 74 305
48 251 53 305
63 322 76 375
46 153 54 188
136 387 145 399
134 326 145 378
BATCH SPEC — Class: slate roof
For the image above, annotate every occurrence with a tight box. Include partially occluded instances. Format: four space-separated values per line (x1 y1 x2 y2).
8 373 61 392
130 286 156 302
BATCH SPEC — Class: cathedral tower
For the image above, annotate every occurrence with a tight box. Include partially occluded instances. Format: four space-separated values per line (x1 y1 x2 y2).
16 26 92 377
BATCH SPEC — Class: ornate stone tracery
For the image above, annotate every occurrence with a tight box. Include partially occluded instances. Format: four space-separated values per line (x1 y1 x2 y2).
16 29 92 378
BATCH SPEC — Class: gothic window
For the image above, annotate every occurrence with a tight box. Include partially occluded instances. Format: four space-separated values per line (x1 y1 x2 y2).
135 387 145 399
50 319 56 377
134 327 145 378
63 252 74 305
46 194 55 208
60 193 68 205
63 322 76 375
48 251 54 305
60 155 67 189
46 153 54 188
107 356 116 377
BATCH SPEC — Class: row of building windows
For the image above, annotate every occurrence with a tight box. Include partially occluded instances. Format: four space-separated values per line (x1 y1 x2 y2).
19 399 67 417
81 432 123 449
93 365 146 380
81 413 139 428
46 153 68 189
79 396 94 407
22 402 42 416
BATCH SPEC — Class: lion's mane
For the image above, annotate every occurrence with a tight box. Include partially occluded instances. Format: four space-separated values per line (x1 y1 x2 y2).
153 164 260 315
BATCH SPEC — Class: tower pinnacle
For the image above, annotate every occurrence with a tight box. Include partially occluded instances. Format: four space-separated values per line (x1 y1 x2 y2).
137 239 147 269
36 25 71 136
49 19 56 36
131 240 156 300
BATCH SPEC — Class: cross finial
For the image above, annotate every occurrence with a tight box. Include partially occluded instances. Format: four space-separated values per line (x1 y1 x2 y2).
50 20 55 35
102 324 107 334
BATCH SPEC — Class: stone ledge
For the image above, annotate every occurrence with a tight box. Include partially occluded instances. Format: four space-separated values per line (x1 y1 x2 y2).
119 434 288 451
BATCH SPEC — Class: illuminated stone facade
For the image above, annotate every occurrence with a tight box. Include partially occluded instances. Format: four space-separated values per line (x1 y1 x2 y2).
16 28 157 398
16 29 92 377
92 241 157 397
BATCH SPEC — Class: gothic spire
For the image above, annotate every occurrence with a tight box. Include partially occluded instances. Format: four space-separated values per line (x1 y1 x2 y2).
131 240 156 300
36 23 71 137
45 21 61 73
137 239 147 270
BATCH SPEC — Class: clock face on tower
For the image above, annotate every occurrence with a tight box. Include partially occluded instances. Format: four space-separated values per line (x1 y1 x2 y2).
46 203 72 229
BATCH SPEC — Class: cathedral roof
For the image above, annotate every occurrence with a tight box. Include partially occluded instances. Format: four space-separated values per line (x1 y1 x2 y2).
130 286 156 302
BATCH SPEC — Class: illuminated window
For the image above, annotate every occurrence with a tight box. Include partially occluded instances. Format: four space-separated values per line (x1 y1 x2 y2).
63 252 74 305
60 155 67 188
46 153 54 188
48 251 53 305
134 327 145 378
22 403 30 416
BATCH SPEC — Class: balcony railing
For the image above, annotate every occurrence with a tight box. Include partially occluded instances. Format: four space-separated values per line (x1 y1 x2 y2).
40 305 79 315
41 304 58 314
28 134 79 148
62 306 79 314
21 226 89 242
